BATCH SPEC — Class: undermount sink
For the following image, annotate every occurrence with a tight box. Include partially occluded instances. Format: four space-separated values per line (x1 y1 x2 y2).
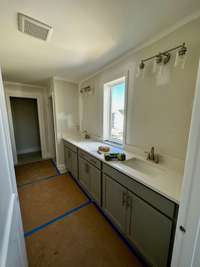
121 158 164 177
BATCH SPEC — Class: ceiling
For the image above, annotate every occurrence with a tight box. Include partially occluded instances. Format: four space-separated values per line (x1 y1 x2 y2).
0 0 200 84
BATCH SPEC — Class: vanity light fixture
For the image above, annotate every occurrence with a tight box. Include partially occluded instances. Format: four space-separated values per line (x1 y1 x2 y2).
80 86 93 96
136 42 187 78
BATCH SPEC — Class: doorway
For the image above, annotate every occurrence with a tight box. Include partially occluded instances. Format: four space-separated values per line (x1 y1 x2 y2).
10 97 42 164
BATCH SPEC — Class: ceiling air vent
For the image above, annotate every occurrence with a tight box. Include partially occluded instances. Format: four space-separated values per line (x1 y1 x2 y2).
18 13 52 41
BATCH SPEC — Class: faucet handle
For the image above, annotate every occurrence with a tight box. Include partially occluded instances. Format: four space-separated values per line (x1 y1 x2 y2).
144 151 150 160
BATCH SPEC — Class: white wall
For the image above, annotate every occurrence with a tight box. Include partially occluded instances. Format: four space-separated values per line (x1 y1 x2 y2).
50 78 79 172
10 97 41 154
4 82 55 160
79 17 200 161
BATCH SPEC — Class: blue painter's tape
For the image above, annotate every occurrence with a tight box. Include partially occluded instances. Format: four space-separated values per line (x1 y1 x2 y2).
18 174 59 188
51 159 60 175
24 200 91 238
92 202 148 266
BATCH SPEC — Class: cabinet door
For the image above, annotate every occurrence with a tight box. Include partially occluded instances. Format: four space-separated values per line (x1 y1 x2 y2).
89 164 101 204
103 174 127 233
127 192 172 267
79 157 90 192
71 150 78 179
64 146 71 172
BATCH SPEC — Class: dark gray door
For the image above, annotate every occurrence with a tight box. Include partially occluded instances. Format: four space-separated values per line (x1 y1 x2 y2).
103 174 127 233
126 192 172 267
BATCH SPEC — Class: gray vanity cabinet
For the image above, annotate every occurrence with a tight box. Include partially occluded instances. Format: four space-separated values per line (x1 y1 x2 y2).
126 191 172 267
103 174 127 233
78 153 101 204
64 142 78 179
102 163 176 267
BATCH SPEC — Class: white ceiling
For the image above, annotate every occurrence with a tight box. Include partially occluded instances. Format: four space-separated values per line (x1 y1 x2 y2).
0 0 200 84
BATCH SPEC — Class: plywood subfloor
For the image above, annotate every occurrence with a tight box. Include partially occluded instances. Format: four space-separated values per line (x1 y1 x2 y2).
19 174 87 232
18 160 145 267
26 204 144 267
15 159 57 186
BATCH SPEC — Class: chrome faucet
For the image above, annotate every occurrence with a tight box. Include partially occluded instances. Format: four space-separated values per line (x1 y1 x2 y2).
82 130 90 139
145 147 159 163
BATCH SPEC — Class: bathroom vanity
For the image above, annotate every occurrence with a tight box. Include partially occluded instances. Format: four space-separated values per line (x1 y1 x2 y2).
63 135 182 267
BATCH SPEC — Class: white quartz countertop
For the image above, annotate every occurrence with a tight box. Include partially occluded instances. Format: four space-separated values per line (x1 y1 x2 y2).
62 133 183 204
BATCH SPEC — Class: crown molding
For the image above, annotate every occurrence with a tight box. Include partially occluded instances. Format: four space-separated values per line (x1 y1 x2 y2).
53 76 78 84
79 10 200 85
3 81 46 89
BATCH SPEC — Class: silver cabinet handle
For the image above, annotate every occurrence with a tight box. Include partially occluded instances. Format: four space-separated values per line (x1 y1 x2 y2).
126 195 132 209
127 196 133 235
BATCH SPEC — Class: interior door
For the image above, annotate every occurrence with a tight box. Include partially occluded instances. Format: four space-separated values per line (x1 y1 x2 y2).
0 69 27 267
102 174 127 233
171 60 200 267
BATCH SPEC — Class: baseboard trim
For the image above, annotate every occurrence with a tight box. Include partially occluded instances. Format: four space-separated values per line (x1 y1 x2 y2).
17 147 41 155
57 164 66 174
42 153 54 159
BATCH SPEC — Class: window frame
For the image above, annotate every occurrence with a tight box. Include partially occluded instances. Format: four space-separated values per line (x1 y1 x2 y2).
104 76 126 145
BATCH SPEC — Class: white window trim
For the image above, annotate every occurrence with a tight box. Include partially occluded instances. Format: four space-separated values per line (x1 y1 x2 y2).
103 76 127 146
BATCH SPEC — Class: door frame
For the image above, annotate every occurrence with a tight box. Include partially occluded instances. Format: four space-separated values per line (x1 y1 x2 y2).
5 91 46 164
171 60 200 266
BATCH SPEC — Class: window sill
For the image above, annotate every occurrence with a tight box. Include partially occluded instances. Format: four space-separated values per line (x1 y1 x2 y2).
103 140 123 149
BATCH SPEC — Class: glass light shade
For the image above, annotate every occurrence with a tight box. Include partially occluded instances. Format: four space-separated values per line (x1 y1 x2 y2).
152 58 158 73
174 51 187 69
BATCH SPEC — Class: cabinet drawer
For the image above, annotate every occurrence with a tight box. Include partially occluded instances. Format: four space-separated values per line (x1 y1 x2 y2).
63 140 77 153
79 149 101 169
103 163 176 219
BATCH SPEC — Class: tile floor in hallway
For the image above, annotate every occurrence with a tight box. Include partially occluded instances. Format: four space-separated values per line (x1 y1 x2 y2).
16 160 145 267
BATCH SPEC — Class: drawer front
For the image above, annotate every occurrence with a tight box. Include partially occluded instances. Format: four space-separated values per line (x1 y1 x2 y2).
79 149 101 169
103 163 176 219
63 140 77 153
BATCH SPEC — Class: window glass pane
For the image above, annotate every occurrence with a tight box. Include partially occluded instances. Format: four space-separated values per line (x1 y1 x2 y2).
110 82 125 143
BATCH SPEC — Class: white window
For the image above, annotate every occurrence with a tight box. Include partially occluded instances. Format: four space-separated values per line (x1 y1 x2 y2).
104 77 126 144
